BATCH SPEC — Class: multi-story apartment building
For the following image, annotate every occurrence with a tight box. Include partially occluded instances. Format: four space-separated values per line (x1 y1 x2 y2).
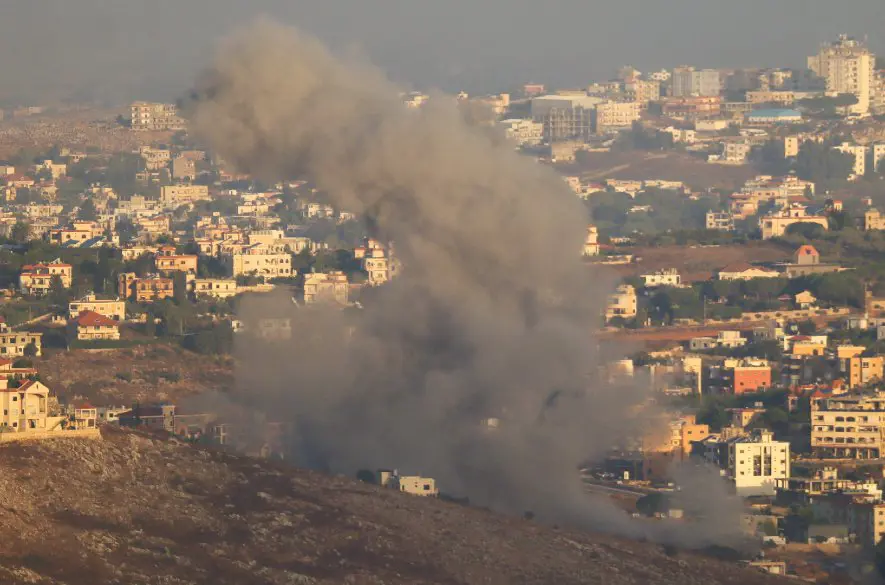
0 378 63 432
745 90 795 105
530 95 604 142
727 430 790 496
660 96 723 118
593 101 641 134
192 279 238 299
706 212 735 231
68 295 125 321
834 143 867 178
873 143 885 174
139 147 171 170
229 245 293 279
624 79 661 106
496 119 544 146
808 35 876 115
363 255 392 285
722 141 752 164
117 273 174 302
811 393 885 459
718 360 772 395
171 156 197 181
0 323 42 357
847 356 885 388
130 102 185 131
68 310 121 342
850 502 885 549
583 225 600 256
864 209 885 231
160 184 210 207
671 67 722 97
135 214 171 239
759 205 829 239
155 253 198 276
605 285 637 322
303 271 349 305
19 261 73 295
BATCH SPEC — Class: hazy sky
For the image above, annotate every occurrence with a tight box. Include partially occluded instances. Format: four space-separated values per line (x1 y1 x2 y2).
1 0 883 105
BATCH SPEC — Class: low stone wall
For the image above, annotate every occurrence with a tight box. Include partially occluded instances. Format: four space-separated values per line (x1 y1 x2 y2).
0 428 101 443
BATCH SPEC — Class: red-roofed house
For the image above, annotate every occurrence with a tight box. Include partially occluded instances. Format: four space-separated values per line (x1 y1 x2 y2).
794 245 820 266
19 260 72 295
68 311 120 342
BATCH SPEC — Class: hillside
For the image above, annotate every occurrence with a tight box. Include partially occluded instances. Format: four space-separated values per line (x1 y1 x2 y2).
35 344 234 406
0 428 788 585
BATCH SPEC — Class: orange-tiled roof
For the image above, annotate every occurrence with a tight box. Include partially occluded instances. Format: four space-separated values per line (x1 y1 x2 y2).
72 310 118 328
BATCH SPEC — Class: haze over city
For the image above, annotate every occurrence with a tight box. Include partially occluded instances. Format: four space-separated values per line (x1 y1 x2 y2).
1 0 884 103
1 2 885 584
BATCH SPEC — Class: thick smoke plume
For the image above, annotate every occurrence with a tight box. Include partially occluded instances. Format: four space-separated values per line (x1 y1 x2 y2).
189 20 742 547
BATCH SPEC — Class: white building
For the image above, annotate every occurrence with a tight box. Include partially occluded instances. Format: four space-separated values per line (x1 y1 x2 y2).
706 212 735 231
640 269 681 288
583 226 600 256
303 271 349 305
722 142 752 164
497 119 544 146
229 245 294 279
808 35 875 115
728 430 790 496
873 143 885 174
605 285 637 322
671 67 722 97
834 143 867 179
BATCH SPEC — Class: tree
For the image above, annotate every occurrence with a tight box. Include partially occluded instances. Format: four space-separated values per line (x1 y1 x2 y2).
617 121 675 151
760 519 779 537
10 222 30 244
784 222 826 240
754 139 790 175
697 398 731 431
13 358 32 368
172 271 188 305
115 217 138 244
48 274 70 306
875 538 885 579
795 141 854 190
182 322 234 355
23 342 38 358
77 198 97 222
144 316 157 337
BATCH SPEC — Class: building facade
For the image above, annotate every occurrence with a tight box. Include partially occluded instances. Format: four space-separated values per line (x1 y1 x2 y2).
808 35 876 115
728 430 790 496
230 246 294 279
303 272 349 305
130 102 184 131
811 393 885 459
19 261 73 295
68 295 125 321
606 285 638 322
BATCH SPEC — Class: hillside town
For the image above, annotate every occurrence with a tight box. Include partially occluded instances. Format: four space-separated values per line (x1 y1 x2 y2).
0 31 884 583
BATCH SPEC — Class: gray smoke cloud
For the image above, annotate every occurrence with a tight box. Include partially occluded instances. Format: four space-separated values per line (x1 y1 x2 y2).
188 20 744 547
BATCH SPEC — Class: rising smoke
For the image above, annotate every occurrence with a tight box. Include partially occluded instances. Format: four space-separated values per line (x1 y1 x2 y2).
188 20 743 547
